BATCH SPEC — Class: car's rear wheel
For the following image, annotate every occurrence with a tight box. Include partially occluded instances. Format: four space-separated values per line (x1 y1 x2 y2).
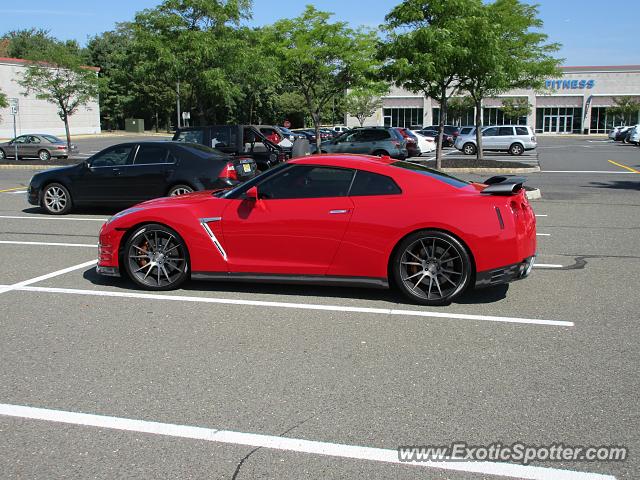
38 149 51 161
124 224 189 290
392 230 472 305
0 149 5 160
509 143 524 155
372 150 389 157
42 183 72 215
462 143 476 155
168 184 194 196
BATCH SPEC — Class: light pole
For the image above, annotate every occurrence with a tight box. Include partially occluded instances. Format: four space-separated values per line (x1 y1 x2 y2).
176 81 181 129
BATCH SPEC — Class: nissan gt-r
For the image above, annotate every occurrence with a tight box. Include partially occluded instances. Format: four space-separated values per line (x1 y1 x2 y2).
97 155 536 305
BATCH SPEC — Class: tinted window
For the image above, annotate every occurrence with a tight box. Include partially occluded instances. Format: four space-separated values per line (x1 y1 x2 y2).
362 130 391 141
390 161 469 188
258 166 355 199
211 126 236 148
41 134 63 143
174 129 204 144
178 143 226 158
498 127 514 136
460 127 474 135
341 130 366 142
90 145 133 167
515 126 530 136
135 145 169 164
350 170 401 196
482 127 499 137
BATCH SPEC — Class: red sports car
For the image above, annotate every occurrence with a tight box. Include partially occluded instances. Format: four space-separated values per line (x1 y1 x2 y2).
97 155 536 305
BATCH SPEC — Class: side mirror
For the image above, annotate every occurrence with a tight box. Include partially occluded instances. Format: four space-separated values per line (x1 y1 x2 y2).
245 186 258 201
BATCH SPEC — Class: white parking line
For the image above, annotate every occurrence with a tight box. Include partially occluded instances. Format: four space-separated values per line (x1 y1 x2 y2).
0 260 96 295
2 190 27 194
0 403 613 480
12 285 574 327
533 264 563 268
0 240 96 248
0 215 107 222
536 233 551 236
535 214 547 217
541 170 634 174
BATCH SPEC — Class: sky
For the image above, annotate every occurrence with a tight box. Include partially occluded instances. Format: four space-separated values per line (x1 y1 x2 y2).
0 0 637 66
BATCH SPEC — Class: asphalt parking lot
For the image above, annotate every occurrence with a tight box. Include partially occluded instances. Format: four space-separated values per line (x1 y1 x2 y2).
0 135 638 479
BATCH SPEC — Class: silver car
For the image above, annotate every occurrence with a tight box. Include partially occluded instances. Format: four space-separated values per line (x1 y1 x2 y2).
0 134 78 161
454 125 537 156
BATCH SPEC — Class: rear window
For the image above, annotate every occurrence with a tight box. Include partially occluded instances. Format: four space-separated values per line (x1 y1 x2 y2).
515 126 530 136
459 127 473 135
174 130 204 144
42 134 63 143
498 127 514 136
177 143 227 159
390 161 469 188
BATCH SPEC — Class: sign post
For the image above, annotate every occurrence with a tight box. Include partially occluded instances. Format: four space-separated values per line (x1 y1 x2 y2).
9 98 19 160
181 111 190 127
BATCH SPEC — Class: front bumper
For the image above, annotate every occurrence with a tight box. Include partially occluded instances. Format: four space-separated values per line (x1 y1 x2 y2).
475 255 535 288
96 265 120 277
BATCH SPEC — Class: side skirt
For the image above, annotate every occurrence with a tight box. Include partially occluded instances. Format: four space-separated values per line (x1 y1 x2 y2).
191 272 389 289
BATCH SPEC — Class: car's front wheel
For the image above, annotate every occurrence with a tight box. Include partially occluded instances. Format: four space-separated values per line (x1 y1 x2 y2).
392 230 472 305
124 224 189 290
462 143 476 155
42 183 73 215
168 184 194 196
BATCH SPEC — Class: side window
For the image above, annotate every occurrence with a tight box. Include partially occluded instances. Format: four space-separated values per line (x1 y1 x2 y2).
350 170 401 196
135 145 168 164
258 166 355 199
29 136 41 144
90 145 133 167
174 130 204 144
343 131 365 142
515 126 529 136
14 136 28 144
210 126 234 148
498 127 514 136
367 130 391 141
482 127 498 137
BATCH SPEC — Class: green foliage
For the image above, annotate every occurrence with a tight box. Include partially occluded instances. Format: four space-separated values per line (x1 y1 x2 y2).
267 5 380 148
344 83 388 127
446 96 475 123
500 98 532 120
380 0 482 167
607 97 640 125
0 89 7 108
17 41 100 147
1 28 82 60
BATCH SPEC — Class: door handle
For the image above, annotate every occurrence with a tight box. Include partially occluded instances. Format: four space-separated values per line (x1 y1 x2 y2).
329 209 349 215
112 168 122 176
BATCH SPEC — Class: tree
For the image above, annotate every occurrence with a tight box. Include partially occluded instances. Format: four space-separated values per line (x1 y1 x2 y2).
380 0 480 168
0 88 8 123
500 98 532 123
344 83 388 127
446 96 475 125
608 97 640 125
268 6 380 150
17 42 100 148
457 0 561 161
1 28 82 59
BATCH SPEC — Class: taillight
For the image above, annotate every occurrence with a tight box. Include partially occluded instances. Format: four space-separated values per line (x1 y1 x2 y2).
56 146 66 150
218 161 238 181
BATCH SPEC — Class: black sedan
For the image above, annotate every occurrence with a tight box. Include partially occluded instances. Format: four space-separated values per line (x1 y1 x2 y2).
28 142 257 214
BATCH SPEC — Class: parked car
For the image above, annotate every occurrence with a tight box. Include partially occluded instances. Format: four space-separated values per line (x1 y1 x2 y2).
458 126 475 137
279 126 306 141
610 125 633 141
629 126 640 145
291 129 317 143
0 134 78 161
622 125 639 144
28 142 257 215
411 131 436 154
608 126 626 140
394 128 422 157
455 125 537 156
173 125 287 172
417 127 455 147
96 155 536 305
253 125 295 148
331 125 350 134
314 127 408 159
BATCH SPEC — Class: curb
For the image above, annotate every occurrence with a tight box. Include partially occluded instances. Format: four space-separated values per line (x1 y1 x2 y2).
525 187 542 200
441 166 541 174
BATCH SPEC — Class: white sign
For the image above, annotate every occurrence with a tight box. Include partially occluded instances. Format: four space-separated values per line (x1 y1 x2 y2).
181 111 191 120
10 106 18 116
9 97 19 107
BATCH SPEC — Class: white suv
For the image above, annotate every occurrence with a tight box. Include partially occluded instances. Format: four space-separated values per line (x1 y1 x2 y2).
455 125 537 156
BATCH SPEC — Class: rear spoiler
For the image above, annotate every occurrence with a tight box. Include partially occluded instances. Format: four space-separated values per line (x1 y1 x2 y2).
481 176 526 195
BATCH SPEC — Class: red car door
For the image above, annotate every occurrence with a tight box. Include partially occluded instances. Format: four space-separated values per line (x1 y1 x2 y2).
221 165 355 275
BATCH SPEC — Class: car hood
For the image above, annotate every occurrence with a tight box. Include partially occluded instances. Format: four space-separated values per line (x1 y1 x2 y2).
137 189 223 208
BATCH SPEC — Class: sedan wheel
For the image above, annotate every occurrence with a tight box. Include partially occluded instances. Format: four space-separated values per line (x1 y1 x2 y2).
124 224 189 290
393 230 472 305
42 183 72 215
39 149 51 161
168 185 194 196
0 149 5 160
463 143 476 155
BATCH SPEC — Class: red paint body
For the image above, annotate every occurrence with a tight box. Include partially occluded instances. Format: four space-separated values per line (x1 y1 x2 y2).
98 155 536 286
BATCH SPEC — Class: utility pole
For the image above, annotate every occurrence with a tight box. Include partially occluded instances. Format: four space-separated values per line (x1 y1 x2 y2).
176 81 181 129
9 98 19 160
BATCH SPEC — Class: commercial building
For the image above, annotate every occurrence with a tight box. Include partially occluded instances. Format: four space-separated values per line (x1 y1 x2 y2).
0 57 101 139
348 65 640 134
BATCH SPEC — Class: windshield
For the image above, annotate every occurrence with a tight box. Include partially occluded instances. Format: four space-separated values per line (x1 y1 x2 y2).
390 161 469 188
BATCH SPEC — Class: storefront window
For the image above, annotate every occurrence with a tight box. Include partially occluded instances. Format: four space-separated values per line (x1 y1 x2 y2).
432 107 475 126
589 107 640 133
481 108 527 126
535 107 582 133
383 108 424 128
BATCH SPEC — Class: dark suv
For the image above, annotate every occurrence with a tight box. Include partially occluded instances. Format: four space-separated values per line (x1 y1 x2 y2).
173 125 288 172
314 127 408 159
